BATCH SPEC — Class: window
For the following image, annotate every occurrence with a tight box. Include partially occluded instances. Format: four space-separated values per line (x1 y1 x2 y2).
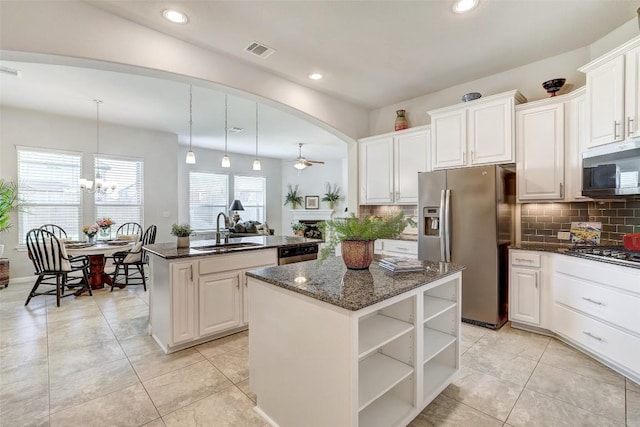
234 175 266 222
189 171 229 230
17 147 82 243
94 156 144 227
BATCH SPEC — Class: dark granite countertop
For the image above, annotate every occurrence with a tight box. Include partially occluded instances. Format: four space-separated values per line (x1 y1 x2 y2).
245 256 464 311
510 243 640 270
145 235 322 259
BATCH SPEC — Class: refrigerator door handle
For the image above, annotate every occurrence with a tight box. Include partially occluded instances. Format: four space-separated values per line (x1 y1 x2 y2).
439 189 446 262
444 189 452 262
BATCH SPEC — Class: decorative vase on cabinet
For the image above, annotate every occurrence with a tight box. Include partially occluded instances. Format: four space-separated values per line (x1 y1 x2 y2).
395 110 409 131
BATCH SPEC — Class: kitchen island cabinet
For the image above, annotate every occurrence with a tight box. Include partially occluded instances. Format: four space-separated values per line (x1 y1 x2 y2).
246 256 463 427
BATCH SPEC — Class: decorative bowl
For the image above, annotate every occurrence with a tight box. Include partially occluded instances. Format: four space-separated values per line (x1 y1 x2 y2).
542 78 566 97
461 92 482 102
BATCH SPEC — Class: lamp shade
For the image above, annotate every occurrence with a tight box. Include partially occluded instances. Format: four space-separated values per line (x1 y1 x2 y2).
229 200 245 211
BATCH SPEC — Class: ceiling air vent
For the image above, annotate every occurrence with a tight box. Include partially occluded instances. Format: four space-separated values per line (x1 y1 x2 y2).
245 41 276 59
0 66 21 78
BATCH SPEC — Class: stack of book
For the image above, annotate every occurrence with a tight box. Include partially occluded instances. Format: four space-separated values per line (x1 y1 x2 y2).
379 257 424 273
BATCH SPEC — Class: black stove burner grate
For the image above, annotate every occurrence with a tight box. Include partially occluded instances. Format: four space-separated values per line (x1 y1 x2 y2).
567 246 640 263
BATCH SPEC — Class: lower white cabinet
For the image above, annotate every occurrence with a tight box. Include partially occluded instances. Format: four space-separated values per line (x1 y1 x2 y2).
378 239 418 259
149 249 277 353
510 266 540 325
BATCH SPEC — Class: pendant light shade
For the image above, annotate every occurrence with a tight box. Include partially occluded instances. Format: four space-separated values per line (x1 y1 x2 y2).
253 102 262 171
221 94 231 168
185 85 196 164
79 99 116 193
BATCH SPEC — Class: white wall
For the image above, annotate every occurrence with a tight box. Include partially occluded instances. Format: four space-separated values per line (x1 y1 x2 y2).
0 106 178 280
177 146 283 235
281 159 348 236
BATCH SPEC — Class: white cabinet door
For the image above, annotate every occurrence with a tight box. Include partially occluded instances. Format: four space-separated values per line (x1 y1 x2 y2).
517 103 565 201
565 92 590 201
242 273 249 325
360 137 394 204
431 110 466 170
625 45 640 139
586 55 625 148
394 131 429 204
171 262 197 345
199 271 242 337
510 266 540 325
468 97 514 165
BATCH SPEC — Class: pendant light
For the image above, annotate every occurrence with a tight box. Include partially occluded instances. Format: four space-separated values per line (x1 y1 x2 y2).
221 94 231 168
79 99 116 194
253 103 262 171
185 85 196 164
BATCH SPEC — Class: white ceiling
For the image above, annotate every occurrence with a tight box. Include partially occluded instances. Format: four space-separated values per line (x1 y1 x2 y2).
1 1 638 161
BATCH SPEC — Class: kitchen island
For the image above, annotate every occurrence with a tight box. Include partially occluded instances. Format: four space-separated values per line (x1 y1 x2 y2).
144 236 321 353
246 256 464 427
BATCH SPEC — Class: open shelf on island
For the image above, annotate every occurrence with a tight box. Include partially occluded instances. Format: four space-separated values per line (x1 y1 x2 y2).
359 314 414 360
359 352 414 411
423 342 457 399
359 378 415 427
423 327 456 363
423 295 456 322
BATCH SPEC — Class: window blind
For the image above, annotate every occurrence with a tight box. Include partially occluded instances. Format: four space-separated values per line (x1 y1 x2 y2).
17 147 82 243
189 171 229 230
94 156 144 226
234 175 266 222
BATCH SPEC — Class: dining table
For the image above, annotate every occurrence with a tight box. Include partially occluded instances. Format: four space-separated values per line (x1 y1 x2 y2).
65 240 135 290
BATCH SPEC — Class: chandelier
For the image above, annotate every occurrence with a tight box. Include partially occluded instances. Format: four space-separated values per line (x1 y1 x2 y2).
79 99 116 194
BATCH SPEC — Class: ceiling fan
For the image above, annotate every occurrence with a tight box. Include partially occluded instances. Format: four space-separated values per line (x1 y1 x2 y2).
291 143 325 170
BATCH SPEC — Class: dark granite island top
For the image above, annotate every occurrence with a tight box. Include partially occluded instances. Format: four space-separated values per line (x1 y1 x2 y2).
246 256 464 311
144 235 322 259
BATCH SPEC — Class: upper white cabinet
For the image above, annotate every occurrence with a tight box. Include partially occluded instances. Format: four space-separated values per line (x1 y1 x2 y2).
428 90 526 170
359 125 430 205
580 35 640 148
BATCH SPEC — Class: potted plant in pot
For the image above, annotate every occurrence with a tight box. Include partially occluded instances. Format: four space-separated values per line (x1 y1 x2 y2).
0 179 25 258
320 212 414 269
291 222 306 237
321 183 342 210
284 184 304 210
171 223 193 248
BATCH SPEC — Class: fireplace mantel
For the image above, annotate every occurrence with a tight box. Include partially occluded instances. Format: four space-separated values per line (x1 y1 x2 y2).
290 209 334 221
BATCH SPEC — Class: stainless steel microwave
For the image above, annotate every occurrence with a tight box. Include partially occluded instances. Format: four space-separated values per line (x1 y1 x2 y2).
582 139 640 198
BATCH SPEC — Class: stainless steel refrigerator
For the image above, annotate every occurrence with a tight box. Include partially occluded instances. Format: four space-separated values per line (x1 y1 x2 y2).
418 165 515 329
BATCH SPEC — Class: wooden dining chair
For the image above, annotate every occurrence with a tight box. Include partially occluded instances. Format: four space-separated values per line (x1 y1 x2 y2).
25 228 92 307
115 222 142 241
40 224 67 239
111 224 157 291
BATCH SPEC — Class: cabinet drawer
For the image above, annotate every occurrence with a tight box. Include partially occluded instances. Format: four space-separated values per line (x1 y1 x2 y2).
199 249 277 275
553 304 640 375
511 251 540 267
554 273 640 334
555 255 640 295
383 240 417 255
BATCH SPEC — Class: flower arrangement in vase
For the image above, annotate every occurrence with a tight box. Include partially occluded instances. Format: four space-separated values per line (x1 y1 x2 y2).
96 217 115 239
291 222 306 237
82 225 99 243
171 223 193 248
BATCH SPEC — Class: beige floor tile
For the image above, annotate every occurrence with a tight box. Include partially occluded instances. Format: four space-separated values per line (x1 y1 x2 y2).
506 388 619 427
0 309 47 333
539 339 625 388
236 379 256 403
0 374 49 426
442 366 523 421
408 394 503 427
207 347 249 384
45 304 102 324
141 419 166 427
0 322 47 348
629 378 640 394
118 334 162 358
525 363 625 422
129 347 205 381
48 338 126 381
162 386 264 427
628 390 640 427
47 324 117 354
49 383 158 427
49 358 139 414
0 337 48 385
461 344 537 386
106 314 149 340
195 331 248 358
1 414 49 427
144 360 233 415
470 325 550 361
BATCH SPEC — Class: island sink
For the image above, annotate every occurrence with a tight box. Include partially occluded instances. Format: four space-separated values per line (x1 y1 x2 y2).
191 242 263 251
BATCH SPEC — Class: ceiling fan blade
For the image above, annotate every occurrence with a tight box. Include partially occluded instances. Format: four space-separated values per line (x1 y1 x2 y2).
307 160 325 164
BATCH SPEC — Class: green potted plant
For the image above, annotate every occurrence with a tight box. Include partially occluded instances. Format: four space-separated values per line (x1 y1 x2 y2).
0 179 25 258
321 183 342 210
284 184 304 210
320 212 414 269
171 223 193 248
291 222 306 237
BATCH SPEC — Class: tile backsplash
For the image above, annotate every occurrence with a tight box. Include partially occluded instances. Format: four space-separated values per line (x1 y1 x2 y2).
521 200 640 245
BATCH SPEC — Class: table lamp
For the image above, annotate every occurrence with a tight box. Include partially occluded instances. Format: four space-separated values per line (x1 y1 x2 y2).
229 199 245 225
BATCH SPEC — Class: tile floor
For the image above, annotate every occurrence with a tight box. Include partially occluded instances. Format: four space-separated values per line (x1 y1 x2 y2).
1 282 639 427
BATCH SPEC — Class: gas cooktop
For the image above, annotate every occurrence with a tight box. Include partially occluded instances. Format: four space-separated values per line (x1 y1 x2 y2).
566 246 640 267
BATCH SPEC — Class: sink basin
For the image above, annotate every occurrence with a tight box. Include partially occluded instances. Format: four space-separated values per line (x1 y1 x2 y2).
192 242 263 252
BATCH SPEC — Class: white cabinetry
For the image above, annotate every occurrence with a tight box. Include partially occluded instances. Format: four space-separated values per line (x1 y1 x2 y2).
580 35 640 148
378 239 418 259
509 251 541 326
149 249 277 353
359 126 430 205
428 90 526 170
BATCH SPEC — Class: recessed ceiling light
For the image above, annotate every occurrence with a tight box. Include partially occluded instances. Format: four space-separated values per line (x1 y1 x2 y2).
308 73 323 80
452 0 479 13
162 9 189 24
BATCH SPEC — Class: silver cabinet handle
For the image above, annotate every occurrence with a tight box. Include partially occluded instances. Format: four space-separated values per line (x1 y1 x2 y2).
463 152 467 163
629 117 636 136
534 271 538 289
581 296 604 306
190 265 193 282
514 258 533 263
560 182 564 198
614 121 621 139
471 149 475 161
582 331 603 341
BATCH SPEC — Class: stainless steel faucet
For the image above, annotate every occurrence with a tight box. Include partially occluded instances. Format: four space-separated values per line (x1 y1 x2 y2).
215 212 230 244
